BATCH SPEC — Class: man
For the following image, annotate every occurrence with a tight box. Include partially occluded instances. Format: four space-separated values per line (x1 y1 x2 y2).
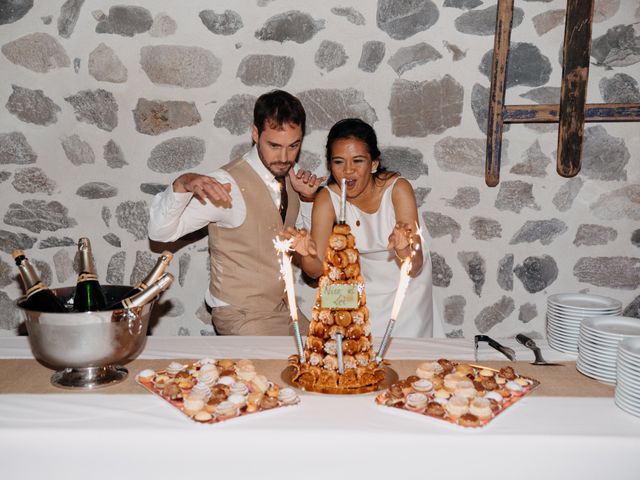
148 90 323 335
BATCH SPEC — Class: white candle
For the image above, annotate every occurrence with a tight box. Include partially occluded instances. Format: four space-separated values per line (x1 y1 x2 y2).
339 177 347 223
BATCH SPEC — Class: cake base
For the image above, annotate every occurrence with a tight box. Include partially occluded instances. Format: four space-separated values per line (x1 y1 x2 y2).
281 365 398 395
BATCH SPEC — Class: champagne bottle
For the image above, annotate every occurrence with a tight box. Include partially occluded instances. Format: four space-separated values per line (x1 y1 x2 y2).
104 273 174 310
73 237 107 312
121 251 173 299
13 250 68 312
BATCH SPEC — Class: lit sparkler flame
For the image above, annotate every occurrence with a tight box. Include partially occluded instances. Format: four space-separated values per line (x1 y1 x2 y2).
389 256 412 320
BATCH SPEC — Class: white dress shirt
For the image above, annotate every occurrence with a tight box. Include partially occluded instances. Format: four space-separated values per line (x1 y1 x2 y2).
148 145 312 307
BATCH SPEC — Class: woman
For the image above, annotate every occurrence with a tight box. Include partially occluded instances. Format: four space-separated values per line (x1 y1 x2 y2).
289 118 433 337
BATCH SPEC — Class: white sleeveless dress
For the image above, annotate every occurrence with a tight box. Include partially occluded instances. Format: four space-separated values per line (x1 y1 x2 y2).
327 178 433 337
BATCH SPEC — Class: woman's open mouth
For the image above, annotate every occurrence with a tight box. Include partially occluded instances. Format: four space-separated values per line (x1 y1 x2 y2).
345 179 356 189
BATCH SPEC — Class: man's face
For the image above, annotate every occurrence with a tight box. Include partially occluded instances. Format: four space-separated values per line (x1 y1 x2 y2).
251 121 303 178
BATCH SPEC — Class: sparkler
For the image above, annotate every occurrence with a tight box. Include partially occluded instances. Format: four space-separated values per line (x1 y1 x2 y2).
273 236 305 361
338 177 347 224
335 333 344 374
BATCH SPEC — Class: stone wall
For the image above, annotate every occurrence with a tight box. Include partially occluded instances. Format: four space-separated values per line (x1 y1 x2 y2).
1 0 639 337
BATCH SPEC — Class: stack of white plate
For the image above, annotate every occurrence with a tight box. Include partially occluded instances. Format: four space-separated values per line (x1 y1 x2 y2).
615 337 640 417
546 293 622 353
576 316 640 384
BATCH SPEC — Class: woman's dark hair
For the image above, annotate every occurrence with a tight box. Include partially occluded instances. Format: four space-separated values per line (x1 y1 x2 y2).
325 118 391 184
253 90 306 137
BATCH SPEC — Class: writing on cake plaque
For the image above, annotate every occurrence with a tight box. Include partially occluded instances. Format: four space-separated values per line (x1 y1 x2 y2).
321 284 359 309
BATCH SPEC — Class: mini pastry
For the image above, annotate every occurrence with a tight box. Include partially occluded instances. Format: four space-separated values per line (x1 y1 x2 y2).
266 384 280 398
307 335 324 353
197 370 218 387
136 369 155 383
328 325 345 339
217 359 235 370
183 395 205 416
411 379 433 393
494 376 507 385
215 400 238 419
343 339 359 355
162 383 182 401
455 363 474 377
198 357 217 366
309 352 324 366
217 376 235 386
324 339 338 355
351 307 368 325
344 248 358 264
193 410 213 423
431 374 444 390
481 377 498 391
469 397 493 419
346 234 356 248
323 354 339 371
499 366 516 380
515 377 530 387
251 374 270 393
343 355 357 370
416 361 444 380
236 364 256 382
328 265 345 281
345 324 363 340
479 368 495 378
166 361 185 376
153 373 172 388
310 322 327 338
318 309 334 325
458 413 481 427
191 382 212 401
211 384 230 400
434 388 451 400
278 387 299 405
227 393 247 409
426 401 446 417
436 358 455 374
444 395 469 418
344 263 360 279
230 381 249 396
405 393 428 412
454 380 477 399
388 383 404 399
330 250 349 268
178 378 195 390
358 336 371 352
506 380 524 394
335 311 352 327
329 233 347 250
483 391 504 404
260 396 279 410
355 352 369 367
444 373 465 391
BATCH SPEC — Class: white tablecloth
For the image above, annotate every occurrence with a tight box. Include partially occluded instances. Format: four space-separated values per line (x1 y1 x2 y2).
1 336 639 480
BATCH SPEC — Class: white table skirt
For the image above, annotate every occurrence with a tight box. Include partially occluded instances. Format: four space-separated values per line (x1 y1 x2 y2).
1 336 639 480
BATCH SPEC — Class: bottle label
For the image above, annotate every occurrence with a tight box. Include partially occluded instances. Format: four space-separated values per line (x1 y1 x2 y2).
25 282 46 298
77 273 98 282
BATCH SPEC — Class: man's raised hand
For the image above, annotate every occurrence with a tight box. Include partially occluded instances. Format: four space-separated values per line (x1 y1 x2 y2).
173 173 233 208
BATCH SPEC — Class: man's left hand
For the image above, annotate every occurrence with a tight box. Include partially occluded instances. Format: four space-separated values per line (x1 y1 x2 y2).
288 168 327 201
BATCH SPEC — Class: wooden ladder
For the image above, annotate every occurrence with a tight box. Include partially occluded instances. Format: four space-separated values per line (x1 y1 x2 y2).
485 0 640 187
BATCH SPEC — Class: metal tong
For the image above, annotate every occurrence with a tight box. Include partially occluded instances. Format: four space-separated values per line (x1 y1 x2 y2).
516 334 563 366
474 334 515 361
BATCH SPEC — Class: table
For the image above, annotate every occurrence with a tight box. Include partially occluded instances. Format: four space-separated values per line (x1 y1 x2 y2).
1 336 639 480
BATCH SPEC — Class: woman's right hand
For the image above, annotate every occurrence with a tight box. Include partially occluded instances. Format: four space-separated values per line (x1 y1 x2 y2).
282 227 317 257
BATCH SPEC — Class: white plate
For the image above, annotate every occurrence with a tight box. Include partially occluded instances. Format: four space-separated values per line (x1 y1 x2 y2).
548 338 577 354
547 332 578 348
577 357 617 376
616 355 640 376
578 334 621 350
579 326 627 342
547 317 582 331
620 337 640 358
616 373 640 392
546 306 619 319
617 349 640 367
581 316 640 337
547 293 622 311
615 387 640 405
614 395 640 417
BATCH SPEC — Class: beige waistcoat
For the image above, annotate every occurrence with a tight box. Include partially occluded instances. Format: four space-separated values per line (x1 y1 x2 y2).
208 158 300 312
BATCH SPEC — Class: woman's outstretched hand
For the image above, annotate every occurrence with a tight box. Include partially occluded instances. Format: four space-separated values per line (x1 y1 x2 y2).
281 227 318 257
387 222 418 259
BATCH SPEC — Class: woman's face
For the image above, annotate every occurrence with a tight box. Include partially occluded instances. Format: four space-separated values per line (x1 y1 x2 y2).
329 137 380 199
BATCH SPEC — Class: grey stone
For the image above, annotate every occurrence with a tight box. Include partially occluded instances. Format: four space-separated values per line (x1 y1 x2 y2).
57 0 84 38
76 182 117 199
480 42 552 88
599 73 640 103
581 126 629 181
474 296 515 333
574 257 640 290
106 251 125 285
199 10 243 36
88 43 127 83
377 0 439 40
414 187 431 208
444 186 480 209
455 5 523 36
387 42 441 75
431 252 453 287
6 85 60 125
458 251 486 296
553 177 583 212
4 200 77 233
0 132 36 165
574 224 617 247
389 76 463 137
179 253 191 287
315 40 348 72
140 183 168 196
358 41 386 73
0 257 12 288
514 255 558 293
331 7 365 25
423 211 461 243
0 0 33 25
379 147 428 179
96 5 152 37
470 83 494 133
591 25 640 68
102 233 121 248
443 295 466 326
141 45 222 89
237 55 294 87
200 328 216 336
103 139 127 168
510 219 568 246
12 167 57 195
443 0 483 9
445 329 464 339
38 237 74 249
177 326 190 336
147 137 205 173
0 171 10 183
442 41 466 61
61 134 95 165
0 230 37 254
255 10 324 43
590 185 640 221
33 259 52 286
64 89 118 132
230 142 252 161
213 94 256 135
133 98 201 136
510 140 550 177
594 0 621 22
470 216 502 240
495 180 540 213
623 295 640 318
497 254 514 291
519 303 538 323
300 151 324 174
41 15 52 24
235 43 242 49
435 137 487 177
520 86 561 104
116 201 149 241
91 9 105 21
532 9 565 36
298 88 377 133
101 206 111 227
632 229 640 247
150 13 176 37
0 291 22 331
73 57 80 73
525 124 557 133
163 298 185 317
129 250 155 285
1 33 70 73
